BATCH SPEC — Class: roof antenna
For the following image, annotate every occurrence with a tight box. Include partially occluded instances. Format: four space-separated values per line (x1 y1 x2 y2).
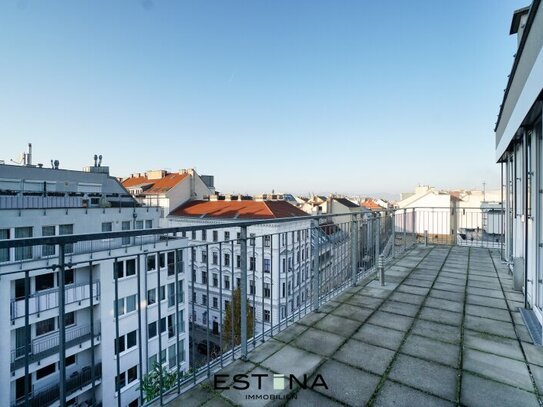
98 154 102 167
94 154 98 166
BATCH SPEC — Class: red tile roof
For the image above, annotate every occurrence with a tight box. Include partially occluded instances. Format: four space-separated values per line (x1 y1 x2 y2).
122 172 189 194
361 199 382 211
171 200 308 219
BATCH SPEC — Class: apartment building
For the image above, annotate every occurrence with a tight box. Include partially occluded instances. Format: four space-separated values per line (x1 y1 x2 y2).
0 162 189 407
495 2 543 325
168 196 316 334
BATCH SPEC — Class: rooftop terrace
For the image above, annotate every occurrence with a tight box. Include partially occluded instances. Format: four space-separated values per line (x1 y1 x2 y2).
171 245 543 407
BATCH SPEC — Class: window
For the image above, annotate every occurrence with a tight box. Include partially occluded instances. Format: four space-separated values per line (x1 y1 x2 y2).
177 280 184 303
116 372 126 391
159 253 165 269
15 227 33 260
179 339 185 362
225 300 230 310
127 330 137 348
14 279 25 299
127 365 138 384
160 317 166 334
264 283 271 298
264 259 271 273
102 222 112 232
0 229 10 262
128 399 138 407
191 231 196 240
202 294 207 305
224 231 230 241
159 285 165 301
202 271 208 285
249 257 256 271
36 273 54 291
236 255 241 268
148 354 157 369
212 273 218 287
264 235 271 247
145 220 153 229
122 221 131 245
126 295 137 313
36 363 56 380
147 288 156 305
250 233 256 246
178 309 185 333
224 276 230 290
281 283 285 298
65 311 75 326
212 252 218 265
126 259 136 277
201 251 207 263
212 297 218 309
135 220 144 230
169 344 176 368
66 355 76 366
114 261 124 279
224 253 230 267
147 255 156 271
115 298 125 317
36 317 55 336
264 309 271 322
168 283 175 307
250 280 255 295
148 322 157 338
42 226 55 256
65 269 74 285
167 251 175 276
201 230 207 241
213 230 218 242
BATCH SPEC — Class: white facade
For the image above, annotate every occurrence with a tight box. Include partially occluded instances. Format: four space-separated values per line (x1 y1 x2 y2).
496 2 543 325
0 166 189 407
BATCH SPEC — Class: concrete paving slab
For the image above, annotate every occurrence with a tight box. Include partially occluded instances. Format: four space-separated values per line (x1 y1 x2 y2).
388 354 457 401
345 294 384 309
466 294 507 309
461 372 539 407
313 359 380 406
200 396 233 407
314 313 361 337
428 289 465 303
425 297 464 313
464 315 517 339
274 324 308 344
374 380 455 407
331 303 373 322
295 311 326 327
522 342 543 367
463 348 534 391
286 389 343 407
467 287 505 299
379 300 420 317
292 327 344 357
419 307 462 326
367 311 414 332
529 363 543 394
397 285 430 296
389 291 426 305
464 330 524 361
334 338 395 375
358 286 393 298
465 303 511 322
261 345 323 378
248 339 285 364
167 385 215 407
402 334 459 367
353 323 405 351
411 319 461 344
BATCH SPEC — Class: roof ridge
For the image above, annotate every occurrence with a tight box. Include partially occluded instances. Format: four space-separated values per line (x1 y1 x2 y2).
263 201 277 218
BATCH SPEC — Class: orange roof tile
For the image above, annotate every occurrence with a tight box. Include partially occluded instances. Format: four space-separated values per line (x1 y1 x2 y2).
361 199 382 210
122 172 189 194
171 200 308 219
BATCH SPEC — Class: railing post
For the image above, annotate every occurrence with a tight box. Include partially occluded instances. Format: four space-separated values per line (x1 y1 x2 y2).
240 226 248 360
391 211 396 258
351 214 358 286
424 230 428 247
412 209 416 245
375 214 380 260
24 270 31 407
403 208 407 252
378 254 385 286
312 220 320 312
58 243 67 407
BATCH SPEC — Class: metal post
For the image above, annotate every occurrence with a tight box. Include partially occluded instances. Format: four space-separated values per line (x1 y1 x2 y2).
89 261 96 406
114 258 122 407
58 243 67 407
391 211 396 258
500 161 505 260
378 254 385 286
412 209 416 245
24 270 30 407
375 214 380 260
351 214 358 286
312 221 320 312
403 208 407 252
424 230 428 246
240 226 248 360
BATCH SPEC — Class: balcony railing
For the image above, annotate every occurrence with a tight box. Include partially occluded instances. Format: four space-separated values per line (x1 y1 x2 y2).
0 205 504 406
12 362 102 407
10 281 100 321
11 324 100 369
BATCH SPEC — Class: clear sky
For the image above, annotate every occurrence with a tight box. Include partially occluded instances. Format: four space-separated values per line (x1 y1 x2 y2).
0 0 528 196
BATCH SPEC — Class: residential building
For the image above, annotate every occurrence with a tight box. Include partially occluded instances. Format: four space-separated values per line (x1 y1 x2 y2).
168 196 314 334
495 2 543 325
0 161 189 407
121 169 215 223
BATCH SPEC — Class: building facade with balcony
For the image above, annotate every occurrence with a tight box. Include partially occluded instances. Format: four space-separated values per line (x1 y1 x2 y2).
0 163 189 407
168 197 316 337
495 1 543 326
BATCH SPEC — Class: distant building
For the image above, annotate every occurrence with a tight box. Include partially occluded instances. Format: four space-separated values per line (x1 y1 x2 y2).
495 2 543 323
0 161 189 407
122 169 215 223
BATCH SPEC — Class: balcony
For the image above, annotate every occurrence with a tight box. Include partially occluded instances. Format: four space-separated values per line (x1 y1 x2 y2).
170 246 542 407
10 281 100 322
12 363 102 407
11 324 100 370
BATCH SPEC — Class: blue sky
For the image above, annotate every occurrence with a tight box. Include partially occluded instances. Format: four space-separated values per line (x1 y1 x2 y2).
0 0 527 196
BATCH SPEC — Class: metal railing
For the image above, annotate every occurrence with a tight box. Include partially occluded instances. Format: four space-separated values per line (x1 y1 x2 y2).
0 205 504 407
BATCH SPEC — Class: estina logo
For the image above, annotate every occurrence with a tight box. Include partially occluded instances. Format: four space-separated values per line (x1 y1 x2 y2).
214 372 328 401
